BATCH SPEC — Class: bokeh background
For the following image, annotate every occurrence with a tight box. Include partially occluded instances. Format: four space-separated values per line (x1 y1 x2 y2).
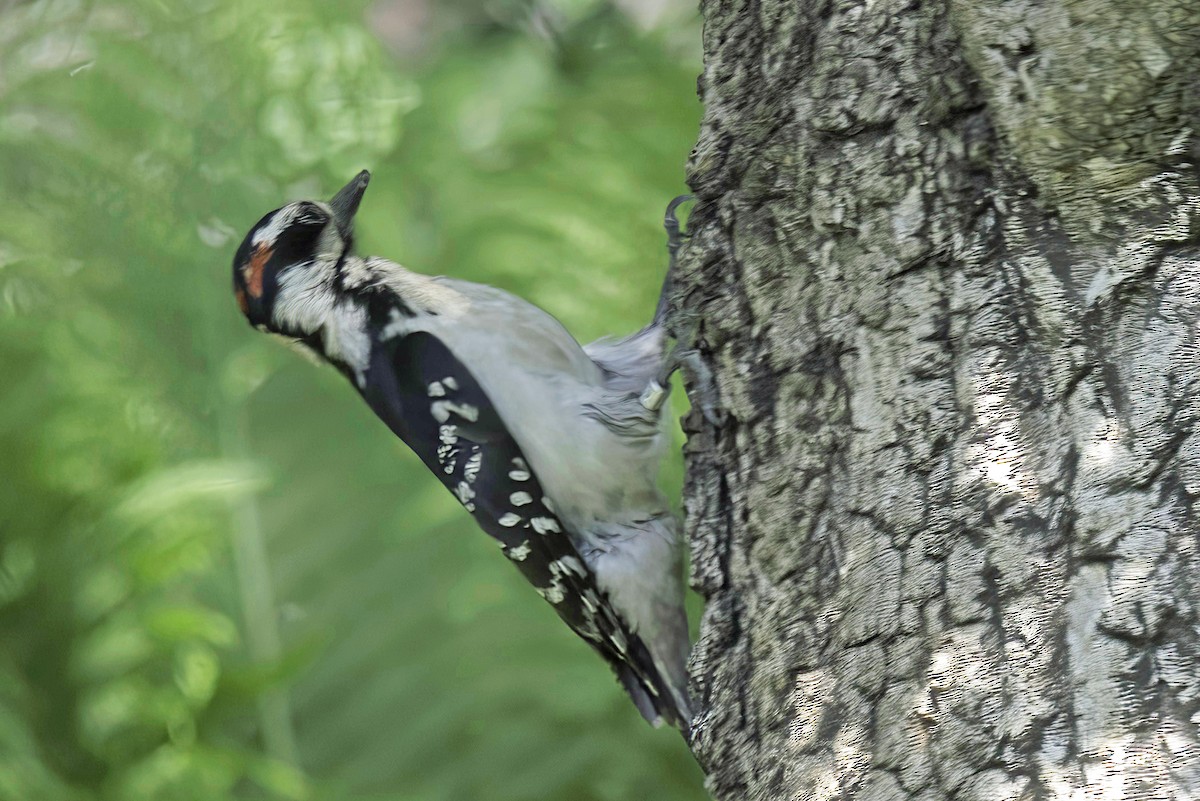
0 0 706 798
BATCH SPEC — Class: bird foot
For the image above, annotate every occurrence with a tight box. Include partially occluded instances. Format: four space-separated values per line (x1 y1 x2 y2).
639 343 721 426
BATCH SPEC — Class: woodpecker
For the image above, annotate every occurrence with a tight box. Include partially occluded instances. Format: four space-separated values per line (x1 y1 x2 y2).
231 171 694 733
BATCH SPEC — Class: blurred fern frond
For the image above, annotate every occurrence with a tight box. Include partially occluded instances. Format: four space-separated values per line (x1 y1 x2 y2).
0 1 704 799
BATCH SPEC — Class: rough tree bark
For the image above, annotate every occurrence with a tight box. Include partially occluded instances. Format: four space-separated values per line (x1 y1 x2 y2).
673 1 1200 799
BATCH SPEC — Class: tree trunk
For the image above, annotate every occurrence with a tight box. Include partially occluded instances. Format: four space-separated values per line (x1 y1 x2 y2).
675 1 1200 799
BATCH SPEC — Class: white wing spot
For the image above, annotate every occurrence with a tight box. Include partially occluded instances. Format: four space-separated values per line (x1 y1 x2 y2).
380 307 410 341
437 444 459 472
442 376 459 390
498 513 522 527
427 381 445 397
464 450 482 482
530 517 561 535
507 541 531 562
439 425 458 445
579 614 602 641
508 468 530 481
455 481 475 505
551 556 586 577
511 457 528 472
431 400 480 423
509 491 533 507
537 582 566 604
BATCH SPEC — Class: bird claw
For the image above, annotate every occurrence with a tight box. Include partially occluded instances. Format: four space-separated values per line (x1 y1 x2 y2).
644 344 721 426
664 194 693 262
676 349 721 427
648 194 721 425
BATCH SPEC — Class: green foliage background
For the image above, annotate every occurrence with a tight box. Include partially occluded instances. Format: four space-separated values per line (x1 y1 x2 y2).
0 0 706 798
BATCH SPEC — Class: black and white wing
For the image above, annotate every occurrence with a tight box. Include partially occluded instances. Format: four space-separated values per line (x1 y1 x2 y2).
354 325 690 732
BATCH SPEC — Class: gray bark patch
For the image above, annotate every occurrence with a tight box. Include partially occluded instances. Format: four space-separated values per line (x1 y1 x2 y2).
676 0 1200 798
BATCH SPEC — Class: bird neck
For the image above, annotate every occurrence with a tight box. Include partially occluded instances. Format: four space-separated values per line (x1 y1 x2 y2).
267 255 370 383
351 256 472 322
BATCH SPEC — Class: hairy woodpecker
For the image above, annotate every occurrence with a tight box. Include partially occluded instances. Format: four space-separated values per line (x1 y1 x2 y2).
231 171 694 734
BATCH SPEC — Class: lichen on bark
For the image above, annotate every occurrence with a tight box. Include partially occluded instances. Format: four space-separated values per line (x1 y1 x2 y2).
674 1 1200 799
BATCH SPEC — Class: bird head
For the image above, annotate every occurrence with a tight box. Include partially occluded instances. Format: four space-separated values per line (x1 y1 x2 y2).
231 170 370 333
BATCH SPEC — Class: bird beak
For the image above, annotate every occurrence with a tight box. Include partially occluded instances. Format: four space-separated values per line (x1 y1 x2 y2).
330 170 370 239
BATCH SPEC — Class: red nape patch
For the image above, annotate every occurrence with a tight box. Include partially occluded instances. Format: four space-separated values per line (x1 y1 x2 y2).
243 244 272 299
235 287 248 315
